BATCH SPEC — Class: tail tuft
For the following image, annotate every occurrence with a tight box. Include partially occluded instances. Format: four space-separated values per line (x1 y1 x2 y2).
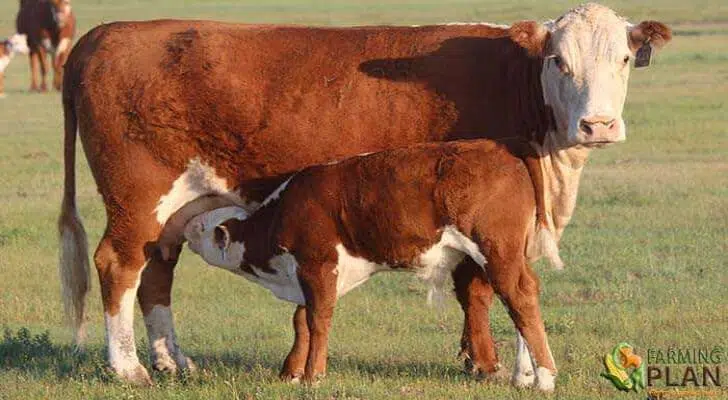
527 225 564 270
58 201 91 347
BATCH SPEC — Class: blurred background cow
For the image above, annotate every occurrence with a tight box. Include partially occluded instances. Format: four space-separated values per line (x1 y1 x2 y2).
15 0 74 91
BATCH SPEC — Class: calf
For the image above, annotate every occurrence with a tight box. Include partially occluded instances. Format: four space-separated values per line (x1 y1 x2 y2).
185 139 561 391
16 0 75 91
0 33 29 96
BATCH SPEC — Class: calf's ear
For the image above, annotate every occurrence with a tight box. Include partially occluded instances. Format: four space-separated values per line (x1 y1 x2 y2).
629 21 672 52
214 225 231 251
509 20 550 57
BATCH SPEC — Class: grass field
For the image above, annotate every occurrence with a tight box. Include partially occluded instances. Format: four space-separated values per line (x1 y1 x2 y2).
1 1 727 399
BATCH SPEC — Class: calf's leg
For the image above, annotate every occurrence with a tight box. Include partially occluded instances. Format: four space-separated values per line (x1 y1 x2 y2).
298 262 338 383
280 305 310 382
488 259 556 392
452 258 505 379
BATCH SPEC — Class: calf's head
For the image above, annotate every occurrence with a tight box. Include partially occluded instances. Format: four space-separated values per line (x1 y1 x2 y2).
510 3 671 147
183 206 247 271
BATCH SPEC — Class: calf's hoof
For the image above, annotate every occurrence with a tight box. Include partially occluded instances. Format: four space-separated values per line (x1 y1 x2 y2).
280 370 304 384
302 372 325 386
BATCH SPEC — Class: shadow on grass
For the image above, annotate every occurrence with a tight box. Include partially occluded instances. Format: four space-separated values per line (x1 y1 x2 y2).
190 349 468 381
0 326 112 382
2 326 471 384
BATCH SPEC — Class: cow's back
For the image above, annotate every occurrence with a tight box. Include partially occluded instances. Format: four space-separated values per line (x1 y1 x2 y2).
65 20 547 204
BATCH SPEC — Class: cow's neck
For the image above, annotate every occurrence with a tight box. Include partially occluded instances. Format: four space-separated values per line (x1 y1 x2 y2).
536 134 592 242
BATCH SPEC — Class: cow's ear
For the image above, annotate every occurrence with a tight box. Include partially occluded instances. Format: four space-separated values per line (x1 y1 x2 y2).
510 20 550 57
213 225 230 251
628 21 672 52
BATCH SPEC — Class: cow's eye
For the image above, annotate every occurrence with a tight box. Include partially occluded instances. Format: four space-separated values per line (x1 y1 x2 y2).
551 55 569 75
623 55 630 65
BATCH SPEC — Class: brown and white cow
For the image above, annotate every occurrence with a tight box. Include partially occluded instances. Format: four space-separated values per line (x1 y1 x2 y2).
58 3 670 385
0 33 30 97
183 139 563 390
16 0 75 91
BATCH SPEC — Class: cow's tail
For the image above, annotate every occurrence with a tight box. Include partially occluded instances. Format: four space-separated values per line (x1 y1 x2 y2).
527 224 564 270
58 86 90 347
523 151 564 270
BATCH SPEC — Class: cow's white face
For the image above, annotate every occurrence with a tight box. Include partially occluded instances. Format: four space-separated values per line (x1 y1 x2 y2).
510 3 671 148
50 0 72 28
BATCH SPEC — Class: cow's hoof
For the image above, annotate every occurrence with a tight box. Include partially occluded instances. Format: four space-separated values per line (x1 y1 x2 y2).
152 355 197 375
534 367 556 392
180 356 197 373
511 369 535 388
115 364 153 386
484 364 510 383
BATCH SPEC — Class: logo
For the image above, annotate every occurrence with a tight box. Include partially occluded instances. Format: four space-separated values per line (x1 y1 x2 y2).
602 342 646 392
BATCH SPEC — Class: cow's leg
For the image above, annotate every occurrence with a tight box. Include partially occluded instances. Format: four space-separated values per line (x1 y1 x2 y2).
37 47 48 92
29 51 40 91
52 58 62 91
137 252 196 374
280 305 309 382
488 260 556 392
299 262 338 383
94 234 151 385
452 258 505 380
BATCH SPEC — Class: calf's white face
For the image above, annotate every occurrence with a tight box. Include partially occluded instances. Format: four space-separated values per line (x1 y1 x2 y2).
184 206 247 272
510 3 671 147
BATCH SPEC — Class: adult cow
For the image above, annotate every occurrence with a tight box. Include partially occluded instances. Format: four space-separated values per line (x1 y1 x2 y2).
58 3 670 385
16 0 75 91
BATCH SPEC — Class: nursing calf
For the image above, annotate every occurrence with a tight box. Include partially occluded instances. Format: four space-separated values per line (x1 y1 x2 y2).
185 140 561 391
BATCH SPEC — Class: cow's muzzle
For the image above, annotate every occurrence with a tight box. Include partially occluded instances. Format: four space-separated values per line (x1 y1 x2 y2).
578 115 624 146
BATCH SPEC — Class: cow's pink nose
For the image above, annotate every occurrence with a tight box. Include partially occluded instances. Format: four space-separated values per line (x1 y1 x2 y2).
579 116 617 139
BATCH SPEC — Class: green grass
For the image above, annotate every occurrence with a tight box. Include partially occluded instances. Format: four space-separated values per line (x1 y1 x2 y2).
1 1 727 399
